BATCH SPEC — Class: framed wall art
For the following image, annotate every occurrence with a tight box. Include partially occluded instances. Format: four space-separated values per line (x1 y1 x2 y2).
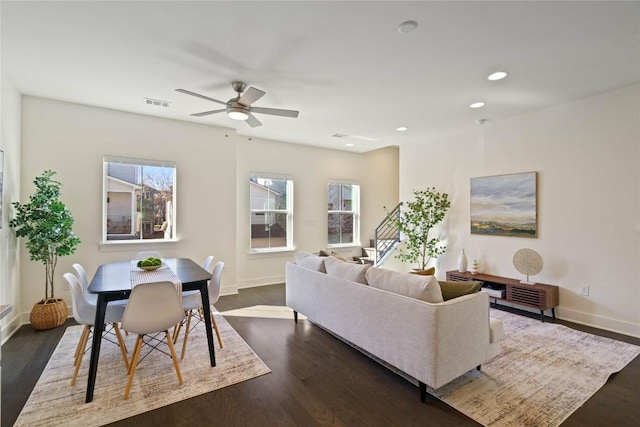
470 171 537 237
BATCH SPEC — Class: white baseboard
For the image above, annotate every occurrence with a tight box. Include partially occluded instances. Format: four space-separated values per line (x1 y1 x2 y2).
1 313 25 345
236 275 285 290
557 307 640 338
490 301 639 338
219 284 239 296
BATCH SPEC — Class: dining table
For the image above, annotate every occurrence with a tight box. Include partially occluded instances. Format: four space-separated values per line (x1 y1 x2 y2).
85 257 214 403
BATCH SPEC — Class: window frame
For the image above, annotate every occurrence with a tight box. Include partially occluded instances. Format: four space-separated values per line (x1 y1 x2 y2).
102 156 177 245
327 181 360 248
249 174 294 253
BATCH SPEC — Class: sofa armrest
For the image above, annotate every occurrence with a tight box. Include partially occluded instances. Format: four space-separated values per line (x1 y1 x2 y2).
424 292 491 387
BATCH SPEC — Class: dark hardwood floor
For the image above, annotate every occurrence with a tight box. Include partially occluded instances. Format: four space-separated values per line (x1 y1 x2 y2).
2 284 639 426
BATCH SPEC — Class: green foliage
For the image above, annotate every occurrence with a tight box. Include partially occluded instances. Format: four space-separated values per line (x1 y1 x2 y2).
385 188 451 270
9 170 81 302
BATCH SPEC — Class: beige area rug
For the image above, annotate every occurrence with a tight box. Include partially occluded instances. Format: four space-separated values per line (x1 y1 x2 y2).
15 312 271 426
430 309 640 427
221 304 306 320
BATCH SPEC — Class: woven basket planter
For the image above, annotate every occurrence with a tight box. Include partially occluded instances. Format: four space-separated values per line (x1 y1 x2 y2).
30 299 68 330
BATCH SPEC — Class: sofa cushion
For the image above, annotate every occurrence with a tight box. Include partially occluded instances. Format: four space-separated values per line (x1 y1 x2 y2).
438 280 483 301
365 268 444 303
295 251 326 273
330 251 359 263
324 255 370 284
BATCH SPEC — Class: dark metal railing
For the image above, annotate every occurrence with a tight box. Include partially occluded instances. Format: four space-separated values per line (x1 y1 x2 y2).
373 202 402 266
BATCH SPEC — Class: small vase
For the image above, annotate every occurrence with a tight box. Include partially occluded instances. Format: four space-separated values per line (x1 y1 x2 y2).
457 249 468 273
470 259 479 275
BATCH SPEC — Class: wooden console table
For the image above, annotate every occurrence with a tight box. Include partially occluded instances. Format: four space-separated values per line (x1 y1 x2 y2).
446 270 559 322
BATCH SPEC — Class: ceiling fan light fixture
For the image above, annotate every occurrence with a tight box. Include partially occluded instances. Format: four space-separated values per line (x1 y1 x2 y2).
470 102 485 109
228 108 249 121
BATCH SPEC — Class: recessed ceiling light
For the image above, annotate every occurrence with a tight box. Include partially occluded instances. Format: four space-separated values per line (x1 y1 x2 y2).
345 143 354 147
396 126 408 132
488 71 508 81
470 102 485 109
397 21 418 34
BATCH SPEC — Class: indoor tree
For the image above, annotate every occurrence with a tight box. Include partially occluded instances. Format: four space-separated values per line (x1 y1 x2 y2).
386 187 451 271
10 170 81 329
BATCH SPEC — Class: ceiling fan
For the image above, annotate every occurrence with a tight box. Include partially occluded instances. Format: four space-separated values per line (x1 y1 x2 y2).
175 81 299 128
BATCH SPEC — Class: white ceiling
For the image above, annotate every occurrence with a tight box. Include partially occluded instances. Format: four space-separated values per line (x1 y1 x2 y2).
2 1 639 153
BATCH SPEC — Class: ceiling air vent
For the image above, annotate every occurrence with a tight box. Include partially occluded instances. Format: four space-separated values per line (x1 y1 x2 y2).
144 98 170 108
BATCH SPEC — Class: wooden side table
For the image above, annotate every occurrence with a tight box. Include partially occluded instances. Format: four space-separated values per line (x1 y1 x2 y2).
446 270 559 322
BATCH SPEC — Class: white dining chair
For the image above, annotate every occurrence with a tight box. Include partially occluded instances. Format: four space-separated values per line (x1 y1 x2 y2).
202 255 215 272
64 273 129 386
179 261 224 359
73 262 128 308
135 251 162 260
172 256 214 342
121 281 185 400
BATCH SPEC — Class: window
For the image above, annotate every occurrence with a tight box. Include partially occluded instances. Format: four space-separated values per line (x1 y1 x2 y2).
103 156 176 242
249 175 293 251
328 182 359 246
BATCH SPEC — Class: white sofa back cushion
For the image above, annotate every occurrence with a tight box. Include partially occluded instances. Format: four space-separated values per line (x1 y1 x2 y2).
295 251 327 273
365 267 444 303
324 256 370 284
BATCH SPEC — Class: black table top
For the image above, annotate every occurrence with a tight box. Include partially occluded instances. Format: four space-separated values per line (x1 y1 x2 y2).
88 257 211 294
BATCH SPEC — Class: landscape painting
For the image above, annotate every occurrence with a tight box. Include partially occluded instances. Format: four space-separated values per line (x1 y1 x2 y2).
470 171 537 237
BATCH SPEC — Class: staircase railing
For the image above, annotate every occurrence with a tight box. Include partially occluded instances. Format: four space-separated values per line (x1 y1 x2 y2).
373 202 402 266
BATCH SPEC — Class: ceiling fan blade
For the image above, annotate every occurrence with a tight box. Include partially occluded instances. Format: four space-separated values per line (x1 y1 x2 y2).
175 89 226 106
251 106 299 118
245 114 262 128
238 87 265 106
191 109 226 117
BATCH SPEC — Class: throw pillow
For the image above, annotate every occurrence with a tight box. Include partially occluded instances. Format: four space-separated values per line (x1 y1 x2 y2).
324 255 370 284
295 251 326 273
365 268 444 303
438 280 483 301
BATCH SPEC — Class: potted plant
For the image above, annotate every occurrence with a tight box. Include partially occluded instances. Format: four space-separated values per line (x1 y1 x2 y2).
10 170 81 330
385 188 451 273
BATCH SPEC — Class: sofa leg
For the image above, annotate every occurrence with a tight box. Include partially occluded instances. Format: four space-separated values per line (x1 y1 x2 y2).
419 381 427 403
293 310 298 323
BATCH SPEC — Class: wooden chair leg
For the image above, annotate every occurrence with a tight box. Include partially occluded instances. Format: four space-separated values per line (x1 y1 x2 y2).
172 311 187 343
113 323 129 371
180 310 193 359
127 335 143 376
71 325 91 386
73 325 90 366
124 336 143 399
166 330 184 385
211 313 223 349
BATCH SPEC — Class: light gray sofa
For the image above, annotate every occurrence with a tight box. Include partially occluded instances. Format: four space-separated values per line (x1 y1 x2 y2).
285 253 503 402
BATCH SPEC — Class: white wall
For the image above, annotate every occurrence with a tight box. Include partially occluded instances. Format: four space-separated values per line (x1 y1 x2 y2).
16 96 399 319
0 77 22 341
19 97 237 318
399 84 640 337
235 138 399 290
